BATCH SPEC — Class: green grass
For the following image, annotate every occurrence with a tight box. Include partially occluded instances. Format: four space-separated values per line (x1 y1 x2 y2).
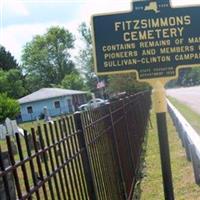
167 96 200 134
140 110 200 199
0 115 89 199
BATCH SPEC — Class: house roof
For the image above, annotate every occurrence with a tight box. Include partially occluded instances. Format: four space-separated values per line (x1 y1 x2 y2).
18 88 88 104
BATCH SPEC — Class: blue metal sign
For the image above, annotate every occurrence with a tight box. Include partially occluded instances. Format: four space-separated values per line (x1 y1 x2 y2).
92 0 200 79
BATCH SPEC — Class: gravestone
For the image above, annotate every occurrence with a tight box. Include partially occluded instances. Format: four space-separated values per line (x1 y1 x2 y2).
4 118 24 137
44 107 52 121
11 120 24 136
0 125 7 140
0 152 16 200
5 118 13 136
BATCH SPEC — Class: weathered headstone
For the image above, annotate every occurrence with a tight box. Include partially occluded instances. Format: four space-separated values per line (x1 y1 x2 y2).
1 119 25 140
0 125 7 140
10 119 25 136
44 107 52 122
0 152 16 200
5 118 13 136
11 120 18 135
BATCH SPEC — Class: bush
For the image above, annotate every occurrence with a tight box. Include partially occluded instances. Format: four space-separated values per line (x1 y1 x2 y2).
0 93 20 123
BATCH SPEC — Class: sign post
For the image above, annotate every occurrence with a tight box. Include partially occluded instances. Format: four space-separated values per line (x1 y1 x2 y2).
91 0 200 199
153 80 174 199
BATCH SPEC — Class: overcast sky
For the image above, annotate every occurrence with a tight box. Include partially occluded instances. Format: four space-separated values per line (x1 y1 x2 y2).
1 0 200 64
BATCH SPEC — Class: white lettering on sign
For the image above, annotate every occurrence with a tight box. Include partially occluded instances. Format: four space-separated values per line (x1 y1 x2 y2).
123 27 184 41
114 16 191 31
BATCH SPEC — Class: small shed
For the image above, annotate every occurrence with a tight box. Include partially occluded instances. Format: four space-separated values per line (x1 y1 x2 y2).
18 88 88 122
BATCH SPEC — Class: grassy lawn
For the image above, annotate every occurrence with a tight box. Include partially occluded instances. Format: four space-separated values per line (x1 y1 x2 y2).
2 99 200 199
0 114 89 199
167 96 200 134
140 109 200 199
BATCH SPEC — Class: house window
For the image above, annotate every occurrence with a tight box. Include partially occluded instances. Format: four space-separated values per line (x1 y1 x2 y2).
27 106 33 114
54 101 60 108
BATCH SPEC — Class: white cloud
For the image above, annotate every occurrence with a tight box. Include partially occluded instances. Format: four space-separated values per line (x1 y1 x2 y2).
2 0 200 63
0 20 81 63
3 0 29 16
77 0 200 25
78 0 132 25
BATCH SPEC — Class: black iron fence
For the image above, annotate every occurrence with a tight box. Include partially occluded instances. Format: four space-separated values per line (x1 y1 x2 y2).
0 91 151 200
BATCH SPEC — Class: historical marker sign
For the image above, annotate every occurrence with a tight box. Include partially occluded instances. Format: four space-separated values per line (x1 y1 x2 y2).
92 0 200 80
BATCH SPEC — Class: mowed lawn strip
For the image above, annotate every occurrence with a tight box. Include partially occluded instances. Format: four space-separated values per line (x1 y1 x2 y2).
140 110 200 200
167 96 200 135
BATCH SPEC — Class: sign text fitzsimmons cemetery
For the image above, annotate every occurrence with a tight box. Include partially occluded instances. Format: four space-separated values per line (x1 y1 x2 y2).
92 1 200 80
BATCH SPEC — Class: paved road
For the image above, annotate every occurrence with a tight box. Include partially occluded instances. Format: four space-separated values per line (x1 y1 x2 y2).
167 86 200 115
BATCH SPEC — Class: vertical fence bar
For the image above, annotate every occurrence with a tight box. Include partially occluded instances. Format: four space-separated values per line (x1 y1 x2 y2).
48 122 67 200
24 131 41 199
67 116 87 199
62 117 82 200
6 136 23 199
54 121 72 200
42 124 61 200
37 125 55 200
88 109 108 200
65 116 86 200
68 116 89 199
31 128 49 200
15 133 32 200
58 118 77 200
108 105 127 200
0 147 12 200
91 109 110 200
82 111 104 199
121 99 135 178
74 112 97 200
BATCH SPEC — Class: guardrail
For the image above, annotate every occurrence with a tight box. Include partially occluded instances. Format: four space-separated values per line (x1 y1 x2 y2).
167 100 200 185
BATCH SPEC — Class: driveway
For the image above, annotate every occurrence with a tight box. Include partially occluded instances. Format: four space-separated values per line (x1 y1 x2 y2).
166 86 200 115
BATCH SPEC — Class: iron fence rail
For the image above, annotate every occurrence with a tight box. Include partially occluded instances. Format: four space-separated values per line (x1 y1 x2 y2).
0 91 151 200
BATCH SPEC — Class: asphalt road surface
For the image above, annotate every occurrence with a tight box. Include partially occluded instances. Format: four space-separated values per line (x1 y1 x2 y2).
167 86 200 115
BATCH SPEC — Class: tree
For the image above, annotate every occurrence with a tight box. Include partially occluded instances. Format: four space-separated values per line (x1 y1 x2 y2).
166 67 200 88
0 93 20 123
179 67 200 86
21 26 76 91
0 69 26 98
77 23 97 92
0 46 18 71
77 23 150 95
61 72 86 90
107 73 150 95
